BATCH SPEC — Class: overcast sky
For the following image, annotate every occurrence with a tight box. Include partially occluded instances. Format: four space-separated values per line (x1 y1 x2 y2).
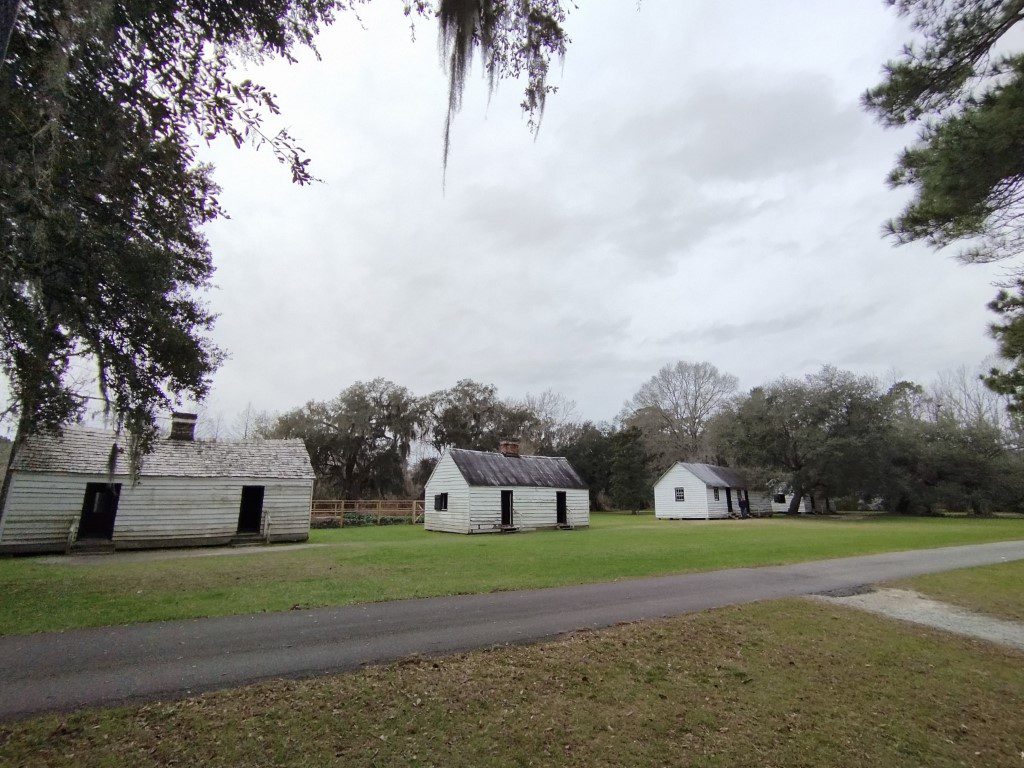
185 0 1010 425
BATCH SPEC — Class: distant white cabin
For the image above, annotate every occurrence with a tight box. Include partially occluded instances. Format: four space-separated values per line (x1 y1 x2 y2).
653 462 770 520
0 415 315 555
770 490 811 515
424 442 589 534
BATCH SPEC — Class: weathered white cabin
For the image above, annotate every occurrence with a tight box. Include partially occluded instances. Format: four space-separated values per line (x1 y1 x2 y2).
0 414 315 554
653 462 769 520
424 441 589 534
770 490 810 515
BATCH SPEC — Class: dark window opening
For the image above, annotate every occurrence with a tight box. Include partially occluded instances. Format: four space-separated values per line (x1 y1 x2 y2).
434 493 448 511
79 482 121 541
674 487 685 502
773 493 787 504
713 487 720 501
237 485 265 533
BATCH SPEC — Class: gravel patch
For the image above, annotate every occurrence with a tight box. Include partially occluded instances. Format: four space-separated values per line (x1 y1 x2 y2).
812 587 1024 651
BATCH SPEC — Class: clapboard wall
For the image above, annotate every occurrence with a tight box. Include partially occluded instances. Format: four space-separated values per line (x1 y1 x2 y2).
653 464 711 519
423 453 471 533
466 486 589 532
0 471 313 553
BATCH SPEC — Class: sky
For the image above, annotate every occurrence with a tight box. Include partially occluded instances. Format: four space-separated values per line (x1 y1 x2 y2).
182 0 1012 426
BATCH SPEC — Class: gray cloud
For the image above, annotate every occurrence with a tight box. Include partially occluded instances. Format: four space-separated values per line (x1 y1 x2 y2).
181 1 1006 426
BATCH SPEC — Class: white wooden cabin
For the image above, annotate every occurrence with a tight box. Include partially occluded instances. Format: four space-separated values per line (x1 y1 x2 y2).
0 414 315 554
424 442 589 534
770 490 810 515
653 462 770 520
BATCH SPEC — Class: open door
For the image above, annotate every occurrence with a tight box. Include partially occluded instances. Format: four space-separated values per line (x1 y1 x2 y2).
237 485 265 533
501 490 514 527
725 488 733 514
556 491 567 526
79 483 121 540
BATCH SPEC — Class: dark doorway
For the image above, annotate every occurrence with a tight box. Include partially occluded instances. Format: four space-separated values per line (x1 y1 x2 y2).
556 491 567 526
79 483 121 540
501 490 514 527
237 485 265 533
725 488 733 514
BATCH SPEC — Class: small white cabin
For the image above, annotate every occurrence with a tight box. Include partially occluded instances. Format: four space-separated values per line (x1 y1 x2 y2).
0 415 315 555
424 442 589 534
770 490 810 515
654 462 769 520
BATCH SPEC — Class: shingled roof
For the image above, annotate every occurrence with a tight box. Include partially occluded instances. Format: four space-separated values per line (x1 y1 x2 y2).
678 462 748 488
12 428 315 480
449 448 587 489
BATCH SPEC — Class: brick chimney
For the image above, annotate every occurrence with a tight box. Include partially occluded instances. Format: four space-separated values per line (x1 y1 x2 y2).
498 439 520 458
169 412 197 441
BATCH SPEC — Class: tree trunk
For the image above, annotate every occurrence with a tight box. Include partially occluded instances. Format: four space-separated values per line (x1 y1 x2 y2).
786 488 804 515
0 413 28 529
0 0 21 68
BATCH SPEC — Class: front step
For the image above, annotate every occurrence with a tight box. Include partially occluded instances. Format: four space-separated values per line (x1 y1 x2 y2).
71 538 115 555
499 524 519 533
556 523 574 530
230 532 265 547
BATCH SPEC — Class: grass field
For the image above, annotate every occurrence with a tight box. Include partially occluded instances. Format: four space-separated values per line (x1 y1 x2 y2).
895 559 1024 622
2 597 1021 767
1 513 1024 635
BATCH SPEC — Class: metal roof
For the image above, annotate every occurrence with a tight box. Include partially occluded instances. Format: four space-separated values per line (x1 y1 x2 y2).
12 428 315 480
449 448 587 489
678 462 748 489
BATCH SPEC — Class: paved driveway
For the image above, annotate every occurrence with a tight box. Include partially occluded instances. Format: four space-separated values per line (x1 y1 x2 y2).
2 540 1022 721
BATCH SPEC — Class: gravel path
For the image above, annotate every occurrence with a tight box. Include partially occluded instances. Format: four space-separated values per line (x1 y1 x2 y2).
813 587 1024 650
2 539 1023 721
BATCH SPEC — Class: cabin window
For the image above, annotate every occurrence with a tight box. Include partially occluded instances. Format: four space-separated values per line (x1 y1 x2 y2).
434 493 448 512
674 487 685 502
713 487 720 501
773 493 786 504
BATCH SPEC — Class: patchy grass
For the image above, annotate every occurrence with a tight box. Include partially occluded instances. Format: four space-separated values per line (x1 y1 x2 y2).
893 559 1024 622
1 599 1021 767
1 513 1024 635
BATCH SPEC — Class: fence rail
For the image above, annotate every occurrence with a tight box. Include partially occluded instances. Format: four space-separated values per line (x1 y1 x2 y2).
311 499 425 526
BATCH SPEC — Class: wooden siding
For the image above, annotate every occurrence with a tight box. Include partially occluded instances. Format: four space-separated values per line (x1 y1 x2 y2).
705 485 732 518
748 492 773 516
653 465 711 519
423 453 471 533
0 471 313 553
466 486 589 533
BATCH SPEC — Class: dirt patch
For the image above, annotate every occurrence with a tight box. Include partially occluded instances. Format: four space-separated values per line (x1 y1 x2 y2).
812 587 1024 651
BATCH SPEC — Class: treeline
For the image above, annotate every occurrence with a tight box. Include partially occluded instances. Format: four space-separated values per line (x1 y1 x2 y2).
243 361 1024 515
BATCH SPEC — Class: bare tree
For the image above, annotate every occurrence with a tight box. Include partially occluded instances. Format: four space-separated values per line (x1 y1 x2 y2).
930 364 1010 431
232 402 269 440
514 389 581 453
622 361 738 465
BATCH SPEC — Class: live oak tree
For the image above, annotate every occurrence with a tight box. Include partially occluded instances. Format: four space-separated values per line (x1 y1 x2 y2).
721 367 894 514
262 379 425 498
865 0 1024 409
0 0 569 483
423 379 533 453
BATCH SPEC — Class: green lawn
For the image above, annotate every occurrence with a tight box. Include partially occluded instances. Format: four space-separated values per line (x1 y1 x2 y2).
1 513 1024 635
895 559 1024 622
2 598 1021 767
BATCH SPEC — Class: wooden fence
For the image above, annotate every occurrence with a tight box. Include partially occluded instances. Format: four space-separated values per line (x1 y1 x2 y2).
311 499 425 527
